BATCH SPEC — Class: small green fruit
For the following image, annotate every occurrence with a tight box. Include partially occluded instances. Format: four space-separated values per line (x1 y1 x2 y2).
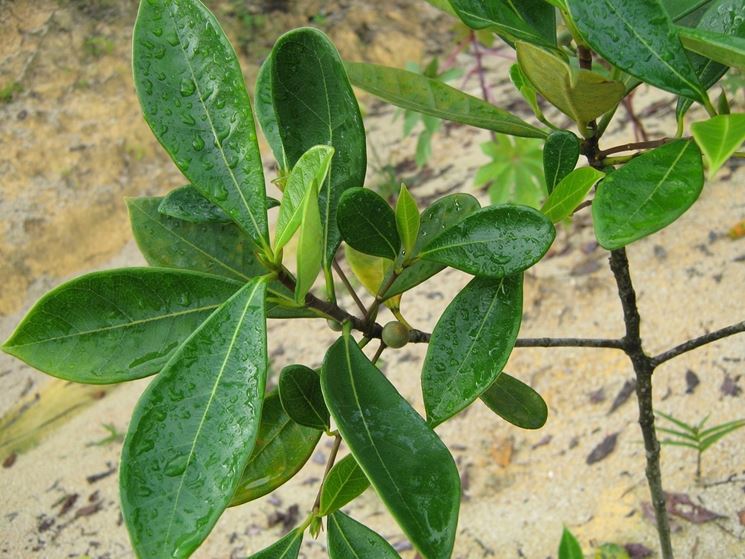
382 321 409 348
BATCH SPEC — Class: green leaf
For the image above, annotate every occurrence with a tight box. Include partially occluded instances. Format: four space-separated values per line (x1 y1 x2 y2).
275 145 335 252
321 332 460 559
319 455 370 515
255 57 287 171
699 419 745 451
691 114 745 177
128 196 265 282
678 25 745 69
476 136 546 208
395 184 421 258
158 185 231 223
272 28 366 269
544 130 581 193
566 0 707 102
420 205 556 278
509 64 543 119
480 372 548 430
423 275 523 425
345 62 547 139
327 512 401 558
2 268 238 384
295 176 323 302
448 0 555 47
278 364 329 430
230 390 321 506
592 140 704 249
386 193 480 297
541 167 605 222
663 0 715 22
558 527 584 559
120 278 268 558
247 528 303 559
595 543 631 559
516 41 625 124
133 0 269 251
337 188 401 260
514 0 558 46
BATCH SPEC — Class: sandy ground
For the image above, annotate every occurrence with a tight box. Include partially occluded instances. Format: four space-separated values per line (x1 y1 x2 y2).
1 1 745 558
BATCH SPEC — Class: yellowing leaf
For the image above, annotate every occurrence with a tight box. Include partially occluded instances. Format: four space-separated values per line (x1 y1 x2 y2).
691 114 745 178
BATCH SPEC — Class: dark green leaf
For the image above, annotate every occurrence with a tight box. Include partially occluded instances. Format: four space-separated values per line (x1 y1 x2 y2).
319 454 370 515
423 275 523 426
327 511 401 559
480 372 548 430
255 57 287 171
663 0 714 22
345 62 547 139
2 268 238 384
121 278 268 558
321 332 460 559
544 130 581 193
678 25 745 69
337 188 401 260
272 28 366 269
420 205 556 278
592 140 704 250
567 0 707 102
278 364 329 430
558 527 583 559
514 0 558 46
691 114 745 177
159 185 231 223
448 0 555 47
133 0 269 251
231 391 321 506
541 167 605 223
247 528 303 559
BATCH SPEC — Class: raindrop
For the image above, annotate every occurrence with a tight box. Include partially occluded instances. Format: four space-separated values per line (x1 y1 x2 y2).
180 77 196 97
164 455 189 477
192 135 205 151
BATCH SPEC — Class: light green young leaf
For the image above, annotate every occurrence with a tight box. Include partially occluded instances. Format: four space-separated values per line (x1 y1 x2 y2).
509 64 543 119
295 178 323 302
541 167 605 223
132 0 269 252
345 61 548 139
395 183 420 257
480 372 548 430
678 25 745 69
275 145 335 252
120 278 268 558
247 528 303 559
558 527 584 559
691 114 745 177
327 512 401 558
319 454 371 515
2 269 239 384
592 140 705 249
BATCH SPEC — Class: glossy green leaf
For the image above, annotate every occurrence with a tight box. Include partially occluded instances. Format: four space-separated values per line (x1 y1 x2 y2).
663 0 714 22
255 57 287 171
422 275 523 426
278 364 329 430
448 0 555 47
514 0 558 46
544 130 581 193
247 528 303 559
386 193 481 297
558 527 583 559
128 196 265 282
516 41 625 124
337 188 401 260
480 372 548 430
230 391 321 506
159 185 231 223
566 0 707 102
133 0 269 251
692 114 745 177
509 64 543 119
593 140 704 249
420 205 556 278
327 512 401 559
676 0 745 119
120 278 268 558
345 62 547 139
678 25 745 69
275 145 335 252
541 167 605 222
272 28 366 269
395 184 420 257
319 454 370 515
294 177 323 302
2 268 238 384
321 332 460 559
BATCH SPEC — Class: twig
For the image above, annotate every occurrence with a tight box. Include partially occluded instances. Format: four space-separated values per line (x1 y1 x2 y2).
599 138 673 158
312 434 342 513
651 321 745 367
332 259 367 316
515 337 625 349
372 341 386 364
622 90 650 142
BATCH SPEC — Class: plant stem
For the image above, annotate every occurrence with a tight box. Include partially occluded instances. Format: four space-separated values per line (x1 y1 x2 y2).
609 248 673 559
312 433 343 514
332 258 367 316
514 337 625 349
372 341 386 364
599 138 673 158
651 320 745 366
